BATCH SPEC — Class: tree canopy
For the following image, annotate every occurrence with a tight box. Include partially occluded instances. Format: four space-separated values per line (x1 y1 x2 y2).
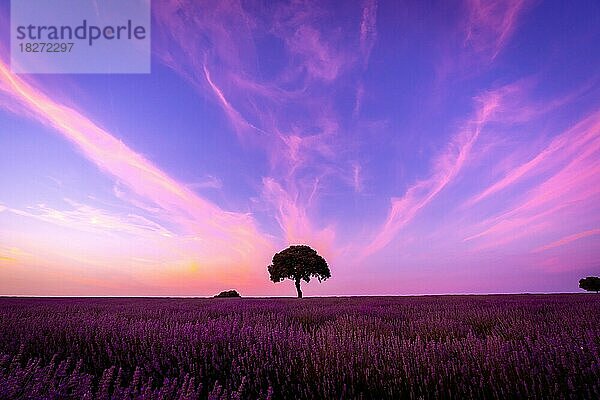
579 276 600 293
268 245 331 298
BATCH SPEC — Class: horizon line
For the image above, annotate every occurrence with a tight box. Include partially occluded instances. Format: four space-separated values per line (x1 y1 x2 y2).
0 291 586 298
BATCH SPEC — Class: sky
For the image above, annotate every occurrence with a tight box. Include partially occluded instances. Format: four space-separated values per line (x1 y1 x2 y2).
0 0 598 296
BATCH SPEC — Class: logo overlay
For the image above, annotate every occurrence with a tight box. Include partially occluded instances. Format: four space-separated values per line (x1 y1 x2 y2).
11 0 150 74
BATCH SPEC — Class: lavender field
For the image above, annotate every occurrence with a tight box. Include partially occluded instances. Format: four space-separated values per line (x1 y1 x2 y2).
0 295 598 399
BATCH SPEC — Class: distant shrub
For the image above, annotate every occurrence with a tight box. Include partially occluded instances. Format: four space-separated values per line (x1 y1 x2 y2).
214 290 241 298
579 276 600 293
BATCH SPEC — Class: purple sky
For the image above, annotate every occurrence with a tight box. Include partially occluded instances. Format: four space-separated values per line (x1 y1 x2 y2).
0 0 599 296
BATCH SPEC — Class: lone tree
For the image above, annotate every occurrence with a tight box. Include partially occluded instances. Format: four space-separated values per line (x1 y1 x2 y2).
579 276 600 293
268 245 331 298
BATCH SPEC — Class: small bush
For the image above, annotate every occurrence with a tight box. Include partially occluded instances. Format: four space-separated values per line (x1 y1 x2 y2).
214 290 241 298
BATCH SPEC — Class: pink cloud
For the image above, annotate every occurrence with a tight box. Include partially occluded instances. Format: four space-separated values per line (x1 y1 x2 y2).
153 0 256 72
359 0 378 67
353 82 365 117
0 60 274 265
284 25 346 82
6 200 174 238
464 219 553 252
460 77 599 206
464 0 530 59
352 163 363 193
269 0 356 83
481 111 599 214
533 229 600 253
434 0 532 83
202 64 269 139
363 90 502 256
188 175 223 190
468 110 600 205
262 177 335 257
150 1 370 252
463 111 600 255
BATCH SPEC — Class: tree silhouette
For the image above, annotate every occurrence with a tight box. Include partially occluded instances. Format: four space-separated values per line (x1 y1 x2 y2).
268 245 331 298
214 290 241 298
579 276 600 293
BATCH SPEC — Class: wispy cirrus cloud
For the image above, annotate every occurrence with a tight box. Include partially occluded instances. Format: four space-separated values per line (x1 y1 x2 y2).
463 0 530 59
363 89 502 256
282 25 346 82
269 0 356 83
468 110 600 206
6 200 174 238
262 177 335 254
151 0 375 253
533 229 600 253
0 60 273 264
188 175 223 190
464 110 600 253
359 0 378 68
202 64 266 138
434 0 531 83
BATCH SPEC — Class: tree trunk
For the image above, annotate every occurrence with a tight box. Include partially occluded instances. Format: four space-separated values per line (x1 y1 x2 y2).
295 278 303 298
